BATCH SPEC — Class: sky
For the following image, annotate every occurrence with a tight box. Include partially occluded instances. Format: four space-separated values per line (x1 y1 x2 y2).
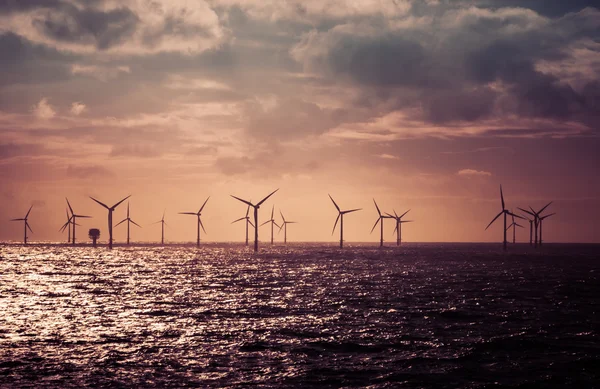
1 0 599 244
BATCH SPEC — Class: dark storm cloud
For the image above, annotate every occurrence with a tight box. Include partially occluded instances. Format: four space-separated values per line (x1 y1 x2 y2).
32 3 139 50
0 0 62 14
0 32 73 86
478 0 599 17
295 6 600 130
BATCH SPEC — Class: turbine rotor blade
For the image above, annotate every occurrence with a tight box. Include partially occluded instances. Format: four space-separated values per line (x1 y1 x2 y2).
89 196 109 209
485 211 504 231
25 205 33 219
231 195 253 207
342 208 361 214
179 212 197 215
328 194 340 212
280 210 285 223
332 213 341 235
257 189 279 207
74 215 92 218
199 218 207 234
271 205 274 220
373 199 381 216
248 220 255 228
370 218 380 234
65 198 74 215
508 212 525 220
245 205 250 218
130 219 141 228
540 212 556 220
518 207 535 217
500 185 505 211
111 195 131 210
199 196 210 213
399 209 411 219
260 220 270 227
231 217 246 224
26 222 33 233
538 201 553 215
10 218 25 221
115 219 127 227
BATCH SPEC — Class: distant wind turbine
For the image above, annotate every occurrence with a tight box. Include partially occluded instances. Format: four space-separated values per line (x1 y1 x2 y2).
231 204 254 246
329 194 361 248
538 212 556 246
370 199 392 247
231 189 279 252
115 202 141 245
179 197 210 248
152 210 167 245
485 185 524 251
66 197 91 245
260 205 280 245
506 211 524 244
59 208 72 243
518 202 552 247
385 209 412 246
278 210 297 245
89 195 131 249
10 205 33 244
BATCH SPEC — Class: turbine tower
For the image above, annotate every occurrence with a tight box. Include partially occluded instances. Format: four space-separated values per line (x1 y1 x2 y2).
485 185 524 251
152 210 167 245
231 204 254 246
385 209 412 246
278 210 297 245
329 194 361 248
518 202 552 247
89 195 131 249
260 205 280 245
66 197 91 245
115 202 141 245
506 211 524 244
179 197 210 248
370 199 391 247
231 189 279 252
10 205 33 244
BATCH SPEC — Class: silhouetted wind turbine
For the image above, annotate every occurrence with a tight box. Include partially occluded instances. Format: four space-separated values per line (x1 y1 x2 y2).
115 202 141 245
10 205 33 244
485 185 524 251
152 210 167 245
329 194 361 248
89 195 131 249
231 204 254 246
370 199 391 247
385 209 412 246
179 197 210 248
506 211 524 244
518 202 552 247
260 205 280 245
59 207 72 243
278 210 297 244
538 212 556 246
66 198 91 245
231 189 279 252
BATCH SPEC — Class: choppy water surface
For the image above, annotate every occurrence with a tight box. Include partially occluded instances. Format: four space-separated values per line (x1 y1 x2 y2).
0 243 598 388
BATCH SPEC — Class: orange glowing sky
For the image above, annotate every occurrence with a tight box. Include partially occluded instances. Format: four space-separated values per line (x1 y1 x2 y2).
1 0 599 244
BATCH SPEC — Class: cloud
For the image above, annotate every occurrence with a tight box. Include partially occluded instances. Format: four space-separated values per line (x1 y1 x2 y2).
70 102 86 115
31 97 56 119
457 169 492 177
66 164 113 178
71 63 131 81
378 153 399 160
1 0 227 55
110 144 162 158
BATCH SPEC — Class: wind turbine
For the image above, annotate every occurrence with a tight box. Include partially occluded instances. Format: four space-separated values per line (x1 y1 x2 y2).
278 210 297 245
538 212 556 246
89 195 131 249
10 205 33 244
518 202 552 247
59 208 72 243
231 204 254 246
66 198 91 245
152 210 167 245
370 199 392 247
385 209 412 246
329 194 361 248
506 211 524 244
179 197 210 248
485 185 524 251
230 189 279 252
260 205 280 245
115 202 141 245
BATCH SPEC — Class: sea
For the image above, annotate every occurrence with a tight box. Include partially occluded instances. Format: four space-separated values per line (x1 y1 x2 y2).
0 243 598 388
